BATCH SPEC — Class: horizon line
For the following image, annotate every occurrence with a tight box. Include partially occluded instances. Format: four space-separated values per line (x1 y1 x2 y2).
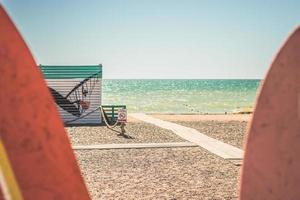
102 78 262 80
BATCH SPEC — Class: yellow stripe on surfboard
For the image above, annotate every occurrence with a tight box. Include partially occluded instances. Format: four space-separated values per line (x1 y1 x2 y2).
0 140 23 200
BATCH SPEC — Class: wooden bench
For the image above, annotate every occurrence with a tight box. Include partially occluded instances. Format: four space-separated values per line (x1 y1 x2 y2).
101 105 126 123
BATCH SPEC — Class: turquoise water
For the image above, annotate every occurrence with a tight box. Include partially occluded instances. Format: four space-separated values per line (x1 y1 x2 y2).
102 79 261 114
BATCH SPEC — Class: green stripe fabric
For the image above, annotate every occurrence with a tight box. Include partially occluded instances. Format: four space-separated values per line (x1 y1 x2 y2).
39 64 102 79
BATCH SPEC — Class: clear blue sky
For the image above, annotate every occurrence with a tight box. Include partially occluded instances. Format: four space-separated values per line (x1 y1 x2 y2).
2 0 300 79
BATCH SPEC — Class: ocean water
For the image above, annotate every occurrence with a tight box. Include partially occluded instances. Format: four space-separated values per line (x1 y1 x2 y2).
102 79 261 114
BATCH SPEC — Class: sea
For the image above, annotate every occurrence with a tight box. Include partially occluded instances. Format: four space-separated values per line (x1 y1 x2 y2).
102 79 261 114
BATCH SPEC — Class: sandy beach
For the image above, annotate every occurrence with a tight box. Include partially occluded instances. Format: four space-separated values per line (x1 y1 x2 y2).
152 114 250 148
67 114 250 199
67 122 185 145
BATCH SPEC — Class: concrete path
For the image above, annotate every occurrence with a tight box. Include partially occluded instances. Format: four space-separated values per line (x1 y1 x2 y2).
130 113 243 165
73 142 198 150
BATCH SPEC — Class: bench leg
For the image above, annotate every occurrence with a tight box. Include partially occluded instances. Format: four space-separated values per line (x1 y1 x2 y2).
120 122 126 135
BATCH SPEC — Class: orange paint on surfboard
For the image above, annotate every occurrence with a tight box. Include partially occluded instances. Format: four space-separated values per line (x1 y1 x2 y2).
240 26 300 199
0 5 90 200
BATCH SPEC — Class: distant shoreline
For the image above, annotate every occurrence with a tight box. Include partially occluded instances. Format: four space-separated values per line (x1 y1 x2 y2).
144 112 252 115
128 113 252 122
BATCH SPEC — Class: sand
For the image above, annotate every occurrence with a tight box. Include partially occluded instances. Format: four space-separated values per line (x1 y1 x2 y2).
68 115 247 199
75 147 240 200
152 114 250 148
176 121 248 149
66 122 185 145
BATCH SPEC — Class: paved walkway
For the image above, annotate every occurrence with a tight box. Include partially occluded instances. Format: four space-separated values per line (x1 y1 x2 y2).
73 142 198 150
129 113 243 165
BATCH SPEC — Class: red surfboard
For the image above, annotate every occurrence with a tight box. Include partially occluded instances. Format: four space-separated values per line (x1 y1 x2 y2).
0 5 90 200
240 26 300 199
